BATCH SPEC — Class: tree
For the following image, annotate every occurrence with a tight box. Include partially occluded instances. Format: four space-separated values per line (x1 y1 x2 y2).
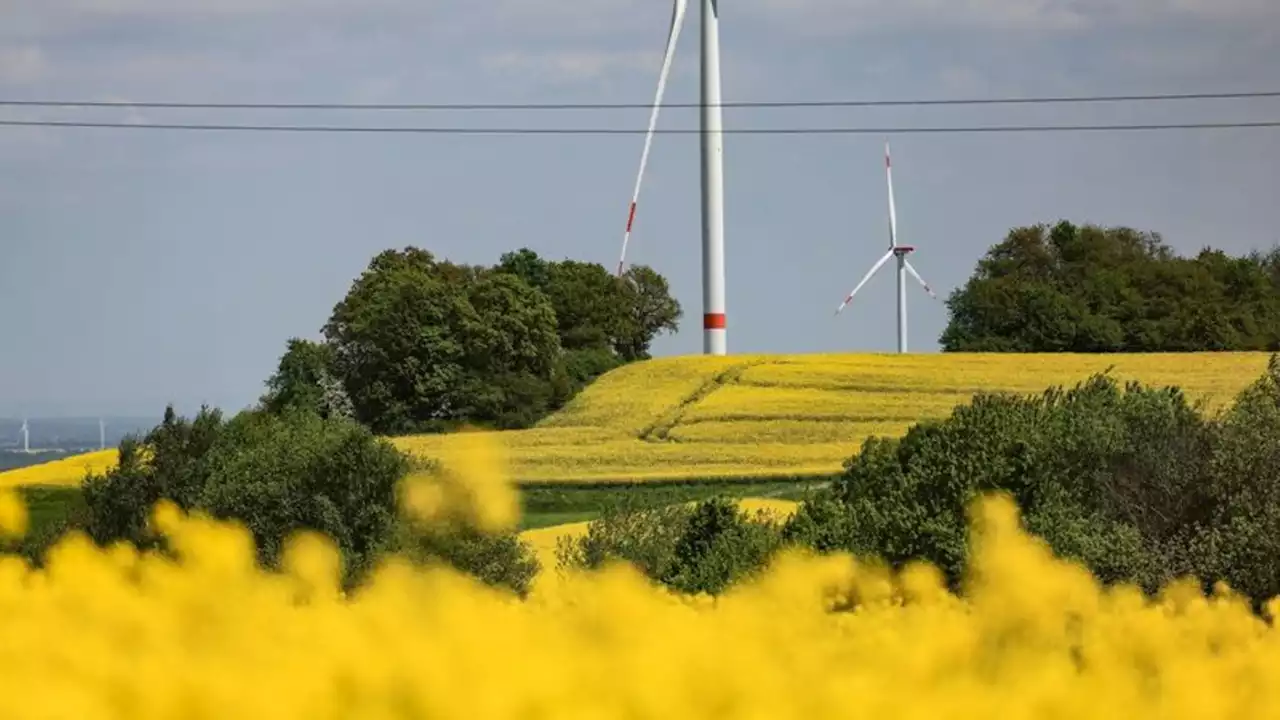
495 247 681 375
79 405 544 592
941 221 1280 352
82 405 224 550
617 264 682 361
323 248 564 433
82 406 409 584
261 338 353 420
783 373 1217 594
659 498 783 595
195 409 408 578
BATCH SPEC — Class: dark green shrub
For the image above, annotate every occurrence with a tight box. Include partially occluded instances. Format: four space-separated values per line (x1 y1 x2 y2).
82 406 407 585
785 372 1217 594
391 519 540 598
556 496 783 595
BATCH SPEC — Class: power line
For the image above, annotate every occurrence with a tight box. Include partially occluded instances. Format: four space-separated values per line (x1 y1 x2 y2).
0 118 1277 134
0 90 1278 111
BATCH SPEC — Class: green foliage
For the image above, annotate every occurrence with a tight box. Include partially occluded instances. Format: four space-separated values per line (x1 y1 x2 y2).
323 248 564 433
556 495 783 596
1183 355 1280 604
659 498 784 595
261 338 353 419
391 519 540 598
0 487 87 568
82 406 409 584
260 246 680 436
555 497 692 580
942 221 1280 352
784 358 1280 606
615 264 682 361
196 410 407 577
82 405 224 549
496 248 682 363
78 405 545 593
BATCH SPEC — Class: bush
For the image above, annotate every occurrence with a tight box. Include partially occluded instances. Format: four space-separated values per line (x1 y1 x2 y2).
1183 355 1280 605
557 496 783 596
784 371 1218 595
78 405 547 593
391 519 540 598
82 406 408 584
659 498 784 595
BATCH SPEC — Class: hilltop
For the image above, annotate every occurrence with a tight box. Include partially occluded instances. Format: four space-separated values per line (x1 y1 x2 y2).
393 351 1270 483
2 351 1269 489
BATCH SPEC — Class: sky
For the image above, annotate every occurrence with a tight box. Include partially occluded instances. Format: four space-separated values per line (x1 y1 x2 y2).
1 0 1278 418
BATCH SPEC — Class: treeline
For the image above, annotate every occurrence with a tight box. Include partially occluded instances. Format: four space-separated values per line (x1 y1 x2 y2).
263 247 681 433
32 356 1280 604
942 220 1280 352
13 405 541 594
5 246 684 595
561 357 1280 608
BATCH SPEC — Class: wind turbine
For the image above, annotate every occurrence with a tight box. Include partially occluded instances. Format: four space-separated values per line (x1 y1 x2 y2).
834 141 938 353
615 0 727 356
19 417 29 454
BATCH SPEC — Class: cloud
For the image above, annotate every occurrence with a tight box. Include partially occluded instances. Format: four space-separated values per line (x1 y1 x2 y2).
0 45 48 84
483 49 661 83
9 0 423 16
739 0 1280 32
1 0 429 37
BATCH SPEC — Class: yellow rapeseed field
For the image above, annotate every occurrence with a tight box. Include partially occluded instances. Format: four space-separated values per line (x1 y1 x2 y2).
0 449 118 490
395 352 1269 483
3 351 1269 487
0 436 1277 717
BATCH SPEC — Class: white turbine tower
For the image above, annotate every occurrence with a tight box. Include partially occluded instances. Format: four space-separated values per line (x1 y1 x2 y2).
834 141 938 353
19 417 29 454
615 0 727 356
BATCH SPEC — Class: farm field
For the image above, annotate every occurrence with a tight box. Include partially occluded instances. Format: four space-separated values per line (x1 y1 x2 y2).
0 352 1269 488
0 449 118 490
395 351 1271 483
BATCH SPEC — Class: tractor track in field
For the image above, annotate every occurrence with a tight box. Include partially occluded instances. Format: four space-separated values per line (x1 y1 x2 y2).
637 359 776 443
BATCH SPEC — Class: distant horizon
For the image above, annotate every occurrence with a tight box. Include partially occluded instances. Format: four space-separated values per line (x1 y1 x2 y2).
0 415 162 421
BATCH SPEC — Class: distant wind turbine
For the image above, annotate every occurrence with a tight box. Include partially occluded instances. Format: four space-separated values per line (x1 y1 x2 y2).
19 417 29 454
834 141 938 352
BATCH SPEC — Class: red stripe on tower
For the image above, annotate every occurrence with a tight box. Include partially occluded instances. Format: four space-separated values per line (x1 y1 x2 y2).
625 202 637 233
703 313 726 330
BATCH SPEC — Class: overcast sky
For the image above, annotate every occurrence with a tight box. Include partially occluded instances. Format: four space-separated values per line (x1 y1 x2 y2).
1 0 1278 418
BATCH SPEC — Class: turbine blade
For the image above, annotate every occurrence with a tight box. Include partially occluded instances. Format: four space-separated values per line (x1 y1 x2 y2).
903 259 937 299
885 140 899 250
616 0 689 276
835 250 896 315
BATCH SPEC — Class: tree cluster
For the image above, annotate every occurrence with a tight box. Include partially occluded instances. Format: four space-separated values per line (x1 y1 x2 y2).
78 406 540 594
942 221 1280 352
263 247 680 434
782 356 1280 608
